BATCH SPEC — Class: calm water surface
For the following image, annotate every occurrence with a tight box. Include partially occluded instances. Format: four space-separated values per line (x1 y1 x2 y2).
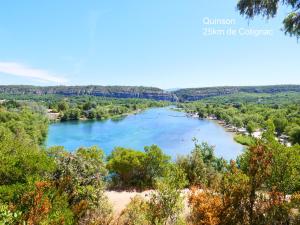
46 107 243 160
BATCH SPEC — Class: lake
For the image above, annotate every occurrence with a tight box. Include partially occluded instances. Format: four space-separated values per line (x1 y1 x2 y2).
46 107 244 160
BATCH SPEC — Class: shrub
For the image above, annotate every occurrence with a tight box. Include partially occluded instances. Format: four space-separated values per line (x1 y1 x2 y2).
188 189 223 225
234 134 255 146
147 164 187 225
107 147 146 189
48 146 112 223
107 145 170 189
117 196 149 225
143 145 171 188
176 142 224 188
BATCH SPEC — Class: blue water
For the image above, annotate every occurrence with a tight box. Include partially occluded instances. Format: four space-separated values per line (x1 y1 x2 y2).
46 107 243 160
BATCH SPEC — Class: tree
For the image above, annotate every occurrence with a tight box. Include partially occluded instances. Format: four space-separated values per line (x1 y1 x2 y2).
117 196 150 225
246 121 256 135
48 146 112 223
0 128 55 203
289 126 300 145
57 100 69 111
189 188 223 225
0 202 22 224
107 146 171 189
196 107 207 118
147 165 187 225
107 147 146 188
177 142 224 188
267 143 300 195
143 145 170 188
176 147 207 187
232 116 243 128
20 181 74 225
61 108 81 121
237 0 300 38
247 142 273 224
273 117 288 135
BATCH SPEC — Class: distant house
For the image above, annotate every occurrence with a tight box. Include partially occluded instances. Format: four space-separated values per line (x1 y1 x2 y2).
207 115 217 120
278 134 291 146
286 142 292 147
0 100 6 104
252 130 262 139
237 127 246 133
226 125 238 132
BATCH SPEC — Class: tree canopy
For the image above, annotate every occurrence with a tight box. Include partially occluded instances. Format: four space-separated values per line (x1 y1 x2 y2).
237 0 300 38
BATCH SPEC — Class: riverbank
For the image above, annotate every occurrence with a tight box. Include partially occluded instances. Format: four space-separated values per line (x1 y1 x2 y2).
47 108 144 123
47 107 243 160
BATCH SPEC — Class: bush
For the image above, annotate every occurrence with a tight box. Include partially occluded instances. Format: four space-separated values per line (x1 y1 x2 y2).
107 147 146 189
48 146 112 224
188 189 223 225
117 196 149 225
143 145 171 188
147 164 187 225
0 203 22 225
289 126 300 145
176 142 224 188
107 145 170 189
234 134 255 146
0 130 55 203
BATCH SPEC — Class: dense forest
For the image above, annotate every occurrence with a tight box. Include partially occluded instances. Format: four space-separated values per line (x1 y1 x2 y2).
1 84 300 102
1 92 300 224
0 94 169 122
0 85 178 102
179 92 300 146
174 85 300 101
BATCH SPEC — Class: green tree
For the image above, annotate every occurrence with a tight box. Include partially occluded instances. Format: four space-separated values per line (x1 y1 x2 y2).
177 141 224 188
147 164 187 225
0 128 55 203
57 100 69 111
143 145 170 188
48 146 112 223
61 108 81 121
289 126 300 145
273 117 288 135
267 143 300 195
246 121 257 135
196 107 207 118
107 147 146 188
237 0 300 38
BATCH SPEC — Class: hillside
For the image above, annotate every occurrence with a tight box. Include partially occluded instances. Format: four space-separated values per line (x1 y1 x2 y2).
0 85 300 102
174 85 300 101
0 85 178 101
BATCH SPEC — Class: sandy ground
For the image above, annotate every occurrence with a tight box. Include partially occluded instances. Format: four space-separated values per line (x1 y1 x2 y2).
105 189 190 217
105 190 153 216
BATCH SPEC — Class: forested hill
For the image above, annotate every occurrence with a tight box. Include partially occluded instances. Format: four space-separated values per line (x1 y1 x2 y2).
0 85 300 102
0 85 178 101
174 85 300 101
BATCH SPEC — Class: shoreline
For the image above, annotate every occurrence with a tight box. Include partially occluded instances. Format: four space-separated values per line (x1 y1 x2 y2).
48 108 145 124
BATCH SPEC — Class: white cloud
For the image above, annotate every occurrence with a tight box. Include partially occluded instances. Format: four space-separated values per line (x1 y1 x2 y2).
0 62 68 84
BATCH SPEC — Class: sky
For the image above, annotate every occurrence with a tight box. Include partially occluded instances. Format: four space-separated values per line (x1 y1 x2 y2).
0 0 299 89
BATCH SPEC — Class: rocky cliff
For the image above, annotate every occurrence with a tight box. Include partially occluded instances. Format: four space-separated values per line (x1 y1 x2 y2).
0 85 178 102
1 85 299 102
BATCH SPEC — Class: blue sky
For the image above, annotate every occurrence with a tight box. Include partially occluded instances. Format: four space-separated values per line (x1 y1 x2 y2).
0 0 299 89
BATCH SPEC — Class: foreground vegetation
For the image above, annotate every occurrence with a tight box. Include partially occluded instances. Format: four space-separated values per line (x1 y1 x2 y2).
1 94 300 224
